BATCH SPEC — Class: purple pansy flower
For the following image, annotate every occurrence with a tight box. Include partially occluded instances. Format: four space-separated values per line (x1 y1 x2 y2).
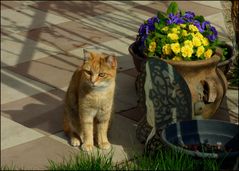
184 11 195 19
167 13 185 25
207 26 218 41
147 16 160 31
207 35 216 41
138 24 144 35
206 26 218 41
210 26 218 36
175 18 185 24
193 20 204 33
202 21 210 29
140 35 147 46
148 16 160 25
137 16 160 46
145 25 149 34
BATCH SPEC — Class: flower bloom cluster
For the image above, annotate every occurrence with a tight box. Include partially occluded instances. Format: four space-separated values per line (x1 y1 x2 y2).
136 10 219 61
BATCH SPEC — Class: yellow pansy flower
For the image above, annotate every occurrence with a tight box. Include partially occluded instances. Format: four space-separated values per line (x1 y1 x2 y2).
148 42 157 52
171 28 180 34
196 46 205 57
195 32 204 40
189 33 195 37
172 56 183 61
171 43 181 54
189 24 199 32
184 40 193 48
202 37 209 46
182 30 188 36
168 33 179 40
180 24 186 28
192 36 202 47
181 45 193 58
162 44 172 55
162 26 169 32
204 49 213 59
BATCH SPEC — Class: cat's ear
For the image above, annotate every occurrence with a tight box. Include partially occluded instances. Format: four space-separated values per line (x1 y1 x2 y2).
83 49 92 62
105 54 117 68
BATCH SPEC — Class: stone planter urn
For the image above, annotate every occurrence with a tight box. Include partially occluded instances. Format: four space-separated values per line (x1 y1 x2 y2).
217 43 236 75
129 42 228 119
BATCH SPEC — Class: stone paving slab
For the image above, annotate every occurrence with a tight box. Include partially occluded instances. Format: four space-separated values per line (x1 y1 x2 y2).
79 9 150 38
1 1 22 10
122 68 138 78
220 89 239 115
114 73 138 112
1 136 79 170
117 107 144 122
101 1 153 11
1 1 38 10
1 33 60 67
1 89 64 135
6 53 83 89
19 20 120 52
130 1 221 20
30 1 124 20
1 5 70 34
212 108 238 124
1 69 54 104
192 1 223 9
1 116 44 150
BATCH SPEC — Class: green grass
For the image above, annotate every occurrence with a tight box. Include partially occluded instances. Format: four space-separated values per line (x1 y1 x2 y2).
1 148 222 170
0 164 24 171
47 150 115 170
1 165 16 171
47 148 221 171
126 148 221 170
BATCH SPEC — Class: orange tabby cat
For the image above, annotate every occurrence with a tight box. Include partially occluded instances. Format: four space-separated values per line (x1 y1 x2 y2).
63 50 117 152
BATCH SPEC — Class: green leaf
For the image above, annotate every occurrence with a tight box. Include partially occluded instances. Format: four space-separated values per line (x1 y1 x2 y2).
146 36 152 43
217 40 226 46
148 52 155 57
167 2 179 15
194 16 205 22
180 9 185 16
157 11 167 19
158 18 168 27
155 33 165 39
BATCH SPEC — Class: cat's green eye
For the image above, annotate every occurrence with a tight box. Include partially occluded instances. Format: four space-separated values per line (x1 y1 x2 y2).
98 73 106 77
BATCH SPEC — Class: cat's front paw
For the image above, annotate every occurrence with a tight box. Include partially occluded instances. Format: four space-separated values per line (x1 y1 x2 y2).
81 143 94 152
98 141 111 150
70 137 81 147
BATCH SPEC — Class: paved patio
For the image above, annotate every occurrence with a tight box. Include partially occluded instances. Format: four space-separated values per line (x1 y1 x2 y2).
1 1 238 170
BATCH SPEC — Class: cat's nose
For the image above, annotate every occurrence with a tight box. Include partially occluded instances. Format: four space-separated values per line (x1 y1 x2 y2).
90 76 98 85
90 80 96 87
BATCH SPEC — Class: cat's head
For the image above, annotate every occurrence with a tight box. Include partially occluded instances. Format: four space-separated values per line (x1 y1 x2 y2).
80 50 117 90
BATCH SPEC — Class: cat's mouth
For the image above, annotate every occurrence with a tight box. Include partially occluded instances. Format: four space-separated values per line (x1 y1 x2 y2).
85 80 112 90
91 85 108 91
89 82 109 90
